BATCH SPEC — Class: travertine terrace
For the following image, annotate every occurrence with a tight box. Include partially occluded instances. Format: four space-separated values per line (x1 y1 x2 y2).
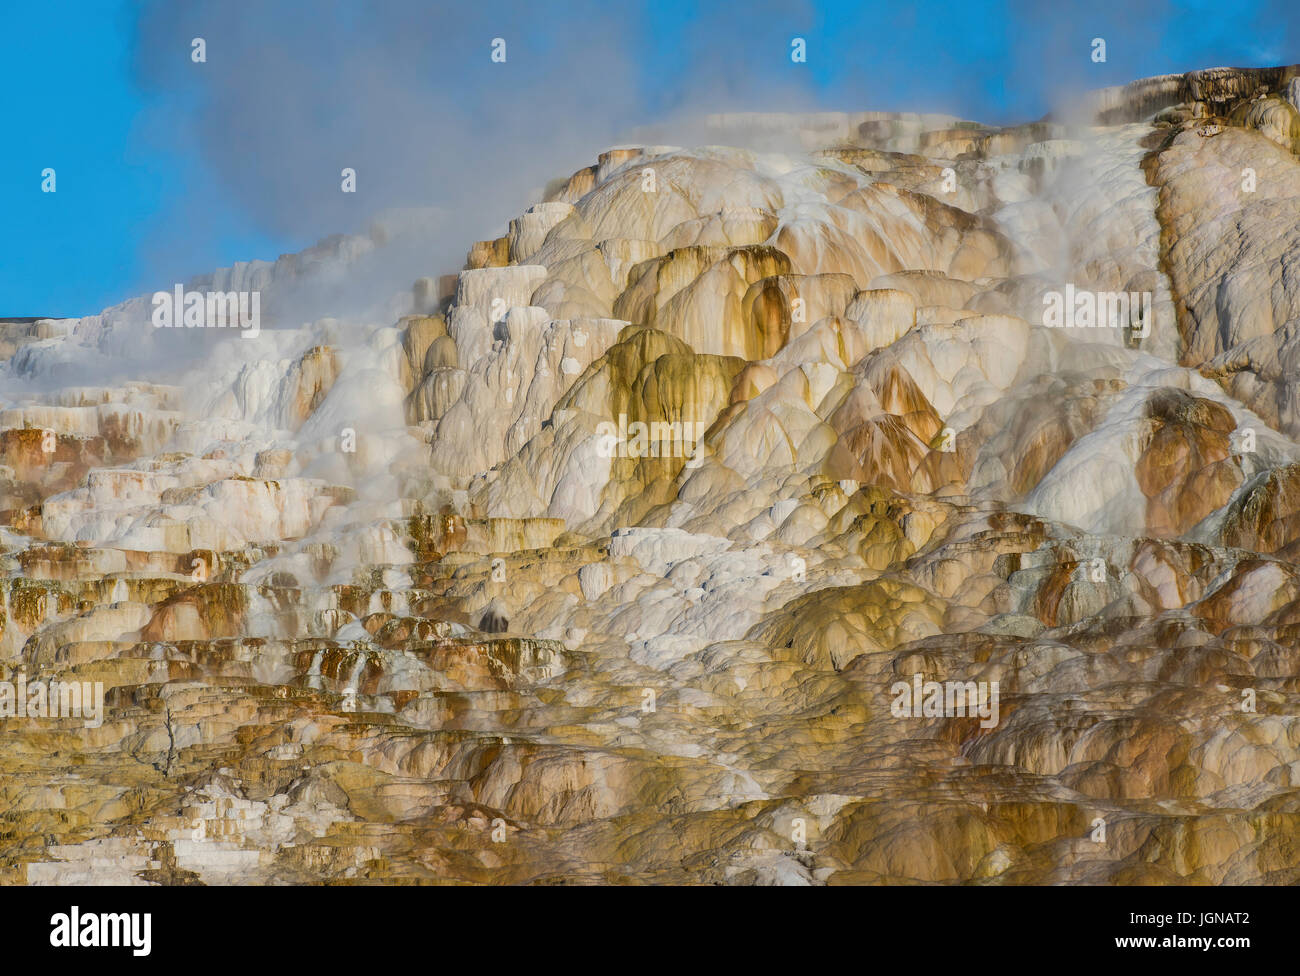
3 64 1300 885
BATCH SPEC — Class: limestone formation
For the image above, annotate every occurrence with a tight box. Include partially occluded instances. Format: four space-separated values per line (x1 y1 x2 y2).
3 63 1300 885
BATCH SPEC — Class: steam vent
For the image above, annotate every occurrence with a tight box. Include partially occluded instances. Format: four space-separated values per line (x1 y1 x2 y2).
5 61 1300 887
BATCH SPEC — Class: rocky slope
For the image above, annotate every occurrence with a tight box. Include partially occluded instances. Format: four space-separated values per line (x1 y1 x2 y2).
3 64 1300 884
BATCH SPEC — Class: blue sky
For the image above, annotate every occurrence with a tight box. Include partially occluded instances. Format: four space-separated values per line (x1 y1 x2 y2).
1 0 1295 317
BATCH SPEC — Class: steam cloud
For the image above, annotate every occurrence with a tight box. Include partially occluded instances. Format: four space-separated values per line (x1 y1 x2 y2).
118 0 1300 309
